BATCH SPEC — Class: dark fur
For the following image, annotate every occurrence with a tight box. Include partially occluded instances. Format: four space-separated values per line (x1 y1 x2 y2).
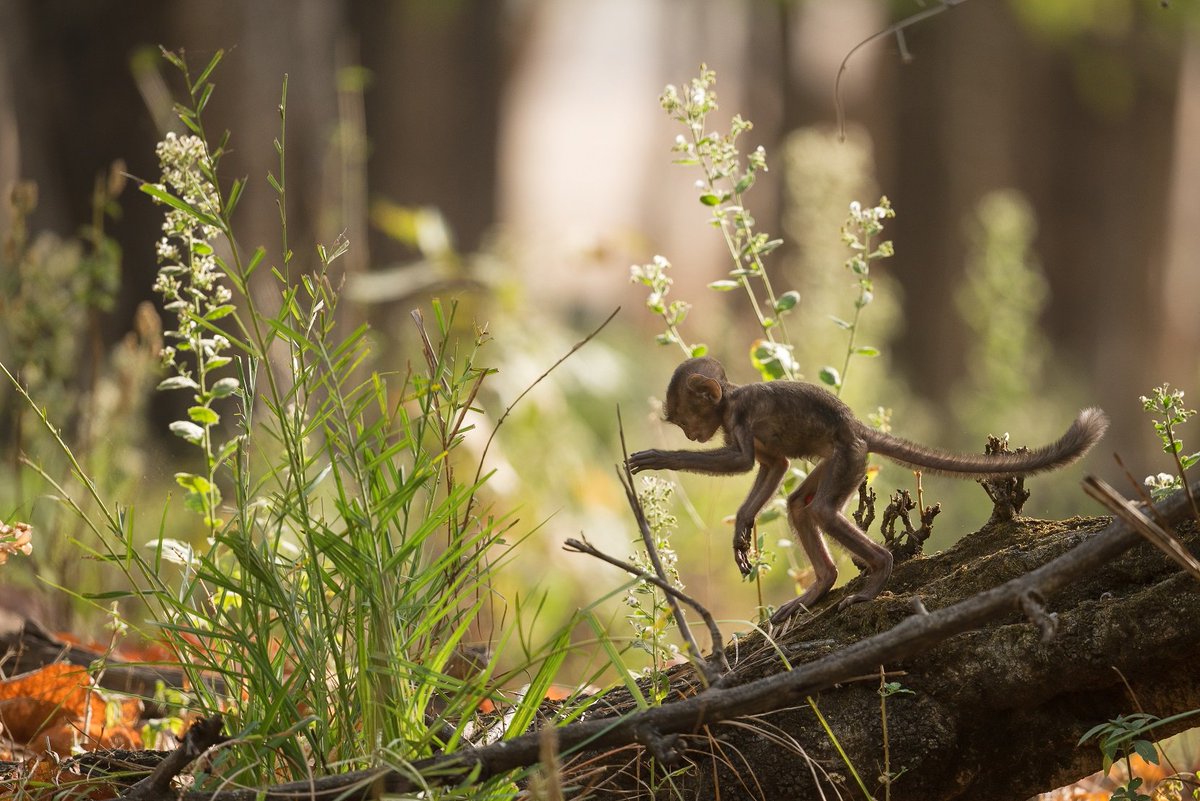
628 357 1108 621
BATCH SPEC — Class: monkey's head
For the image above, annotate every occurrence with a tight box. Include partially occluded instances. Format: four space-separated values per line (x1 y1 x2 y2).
663 357 728 443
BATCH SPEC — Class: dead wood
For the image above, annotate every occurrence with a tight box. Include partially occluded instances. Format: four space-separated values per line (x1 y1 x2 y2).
155 476 1200 801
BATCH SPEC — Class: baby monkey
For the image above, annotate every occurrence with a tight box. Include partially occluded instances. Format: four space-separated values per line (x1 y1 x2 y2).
627 357 1109 622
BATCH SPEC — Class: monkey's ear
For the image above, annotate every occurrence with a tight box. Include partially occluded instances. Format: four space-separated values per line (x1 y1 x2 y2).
686 374 723 404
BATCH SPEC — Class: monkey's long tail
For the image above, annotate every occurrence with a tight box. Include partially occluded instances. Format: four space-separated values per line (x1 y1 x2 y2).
859 407 1109 479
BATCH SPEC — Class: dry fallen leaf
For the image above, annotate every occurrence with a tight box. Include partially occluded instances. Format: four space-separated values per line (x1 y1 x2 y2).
0 663 141 755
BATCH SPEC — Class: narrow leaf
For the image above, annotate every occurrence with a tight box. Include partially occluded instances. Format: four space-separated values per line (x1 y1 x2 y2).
204 304 236 321
139 183 220 228
194 49 226 91
707 280 741 291
829 315 853 330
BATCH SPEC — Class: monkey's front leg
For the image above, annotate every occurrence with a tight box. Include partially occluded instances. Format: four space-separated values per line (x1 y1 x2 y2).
627 443 756 476
733 455 788 576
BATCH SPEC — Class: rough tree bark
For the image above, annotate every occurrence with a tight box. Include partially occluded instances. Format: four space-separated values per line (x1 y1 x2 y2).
574 512 1200 801
13 486 1196 801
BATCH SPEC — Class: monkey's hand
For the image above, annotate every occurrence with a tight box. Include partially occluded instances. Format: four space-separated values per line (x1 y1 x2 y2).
627 449 666 474
733 517 754 577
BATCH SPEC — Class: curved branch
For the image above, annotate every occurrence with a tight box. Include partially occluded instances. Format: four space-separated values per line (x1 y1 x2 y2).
171 475 1200 801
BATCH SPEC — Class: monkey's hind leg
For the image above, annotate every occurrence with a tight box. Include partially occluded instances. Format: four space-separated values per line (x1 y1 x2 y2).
817 445 892 609
773 444 893 623
771 462 839 623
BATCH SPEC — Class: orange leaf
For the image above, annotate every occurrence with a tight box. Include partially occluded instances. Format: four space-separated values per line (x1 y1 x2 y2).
0 663 142 754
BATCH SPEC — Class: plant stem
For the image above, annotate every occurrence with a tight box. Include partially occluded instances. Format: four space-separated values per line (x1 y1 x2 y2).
1164 422 1200 522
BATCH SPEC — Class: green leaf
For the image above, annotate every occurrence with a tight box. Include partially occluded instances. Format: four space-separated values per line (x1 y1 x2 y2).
204 304 236 321
174 472 212 494
211 377 241 398
829 316 853 330
734 173 755 194
139 183 221 228
707 280 740 291
699 193 722 206
194 49 226 92
774 291 800 312
157 376 199 392
226 177 245 217
170 420 205 444
758 239 784 256
854 346 880 357
1131 739 1159 765
245 246 266 278
750 341 796 381
161 48 187 72
690 343 708 357
188 406 220 426
818 367 841 387
195 81 215 115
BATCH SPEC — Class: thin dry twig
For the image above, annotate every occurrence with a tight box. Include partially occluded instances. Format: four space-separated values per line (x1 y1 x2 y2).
834 0 970 140
173 477 1200 801
118 715 227 801
614 407 728 681
469 307 620 494
563 535 727 673
1083 475 1200 582
1114 451 1176 532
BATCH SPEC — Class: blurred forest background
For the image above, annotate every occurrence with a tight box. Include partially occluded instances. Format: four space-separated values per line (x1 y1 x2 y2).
0 0 1198 651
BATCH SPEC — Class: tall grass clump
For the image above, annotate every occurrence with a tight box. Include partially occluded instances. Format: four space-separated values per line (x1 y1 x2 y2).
1 50 594 794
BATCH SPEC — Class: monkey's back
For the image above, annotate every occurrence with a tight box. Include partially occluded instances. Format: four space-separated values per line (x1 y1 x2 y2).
732 379 859 460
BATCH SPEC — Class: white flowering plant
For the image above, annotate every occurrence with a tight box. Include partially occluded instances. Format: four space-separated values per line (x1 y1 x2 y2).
1140 384 1199 518
625 476 684 702
632 65 799 381
146 128 237 529
29 48 590 788
820 196 894 394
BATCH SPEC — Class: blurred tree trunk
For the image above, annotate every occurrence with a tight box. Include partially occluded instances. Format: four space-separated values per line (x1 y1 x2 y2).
880 2 1182 465
351 0 504 260
0 0 171 335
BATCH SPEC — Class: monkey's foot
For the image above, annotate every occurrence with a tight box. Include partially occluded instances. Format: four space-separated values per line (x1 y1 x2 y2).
835 567 892 610
770 578 836 624
769 596 813 624
836 590 879 610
